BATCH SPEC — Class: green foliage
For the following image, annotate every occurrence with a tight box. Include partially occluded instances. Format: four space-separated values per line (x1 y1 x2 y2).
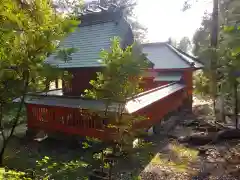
0 155 89 180
217 0 240 102
132 176 142 180
84 36 148 165
192 0 240 114
0 168 30 180
54 47 78 63
0 0 79 103
193 70 211 96
84 37 148 101
35 156 89 179
177 36 192 53
2 103 26 127
82 141 91 149
0 0 79 166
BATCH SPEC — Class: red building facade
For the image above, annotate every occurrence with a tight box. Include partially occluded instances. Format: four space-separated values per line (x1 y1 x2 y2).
23 9 203 140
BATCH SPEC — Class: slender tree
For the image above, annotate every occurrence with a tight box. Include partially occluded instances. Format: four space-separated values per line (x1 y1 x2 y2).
84 37 148 152
209 0 219 120
192 0 240 126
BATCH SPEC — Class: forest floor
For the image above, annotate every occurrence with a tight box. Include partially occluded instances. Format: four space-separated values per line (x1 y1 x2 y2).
2 95 240 179
132 95 240 180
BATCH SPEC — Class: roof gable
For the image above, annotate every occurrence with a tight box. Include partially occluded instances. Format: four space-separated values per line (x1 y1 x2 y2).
141 42 204 70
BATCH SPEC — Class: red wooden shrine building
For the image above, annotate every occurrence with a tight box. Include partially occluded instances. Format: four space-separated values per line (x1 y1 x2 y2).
23 8 203 140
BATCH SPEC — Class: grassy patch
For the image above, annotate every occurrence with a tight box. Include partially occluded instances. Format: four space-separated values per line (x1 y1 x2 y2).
146 141 199 174
150 153 187 172
170 142 199 162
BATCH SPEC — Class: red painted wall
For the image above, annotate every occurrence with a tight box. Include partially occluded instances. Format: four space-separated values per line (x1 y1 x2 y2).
63 67 194 102
26 66 194 140
63 67 102 96
145 68 193 94
133 88 186 129
141 68 194 109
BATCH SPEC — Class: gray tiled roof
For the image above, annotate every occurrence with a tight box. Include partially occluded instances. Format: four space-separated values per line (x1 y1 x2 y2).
141 43 204 69
125 83 185 113
25 95 120 112
24 83 185 114
45 16 131 68
167 45 204 69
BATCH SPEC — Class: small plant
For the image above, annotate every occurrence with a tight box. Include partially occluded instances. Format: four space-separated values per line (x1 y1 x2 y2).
35 156 89 179
0 167 30 180
132 175 142 180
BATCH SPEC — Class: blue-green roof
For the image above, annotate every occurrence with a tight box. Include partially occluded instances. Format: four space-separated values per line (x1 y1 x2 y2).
46 14 132 68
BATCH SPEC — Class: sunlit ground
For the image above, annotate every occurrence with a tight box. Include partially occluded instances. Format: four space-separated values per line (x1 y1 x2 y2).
139 140 199 179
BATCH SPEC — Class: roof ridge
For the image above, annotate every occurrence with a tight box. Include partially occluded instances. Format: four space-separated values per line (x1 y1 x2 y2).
78 9 123 27
165 44 193 67
141 42 167 47
169 45 204 66
165 44 204 69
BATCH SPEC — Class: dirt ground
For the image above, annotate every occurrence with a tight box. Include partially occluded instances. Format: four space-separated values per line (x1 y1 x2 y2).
136 96 240 180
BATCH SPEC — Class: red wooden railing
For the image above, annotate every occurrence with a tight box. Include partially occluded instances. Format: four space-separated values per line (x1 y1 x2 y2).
26 104 116 140
26 84 188 140
132 89 186 129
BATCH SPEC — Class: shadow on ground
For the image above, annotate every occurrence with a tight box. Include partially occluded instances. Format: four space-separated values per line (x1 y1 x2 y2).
112 111 201 180
4 136 106 179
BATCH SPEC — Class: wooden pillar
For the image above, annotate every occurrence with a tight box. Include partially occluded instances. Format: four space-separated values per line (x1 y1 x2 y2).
188 94 193 112
55 79 58 89
183 91 192 112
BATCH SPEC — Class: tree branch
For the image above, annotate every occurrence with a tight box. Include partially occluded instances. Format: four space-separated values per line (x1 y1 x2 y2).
0 103 6 141
5 70 29 142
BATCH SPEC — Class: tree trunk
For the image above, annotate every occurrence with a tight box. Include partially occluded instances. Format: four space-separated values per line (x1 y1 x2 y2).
0 71 30 167
210 0 219 122
211 0 219 48
0 142 7 166
55 79 58 89
234 80 239 129
0 152 4 166
45 79 50 91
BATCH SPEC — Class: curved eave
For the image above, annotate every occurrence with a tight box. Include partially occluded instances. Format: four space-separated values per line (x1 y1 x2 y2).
166 44 204 70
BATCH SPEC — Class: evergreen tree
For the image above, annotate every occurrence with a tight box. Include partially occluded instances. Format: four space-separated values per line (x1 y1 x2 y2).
178 36 192 53
84 37 148 153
